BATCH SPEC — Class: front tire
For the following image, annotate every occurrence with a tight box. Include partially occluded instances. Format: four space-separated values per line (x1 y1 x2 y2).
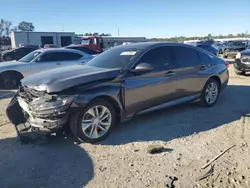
2 74 19 89
199 78 220 107
235 69 246 75
70 98 117 143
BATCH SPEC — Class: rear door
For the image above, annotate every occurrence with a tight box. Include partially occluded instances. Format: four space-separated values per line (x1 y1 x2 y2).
124 46 179 117
56 51 87 66
173 46 208 98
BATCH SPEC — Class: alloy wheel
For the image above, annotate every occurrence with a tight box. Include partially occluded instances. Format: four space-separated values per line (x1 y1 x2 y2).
81 105 112 139
205 82 218 105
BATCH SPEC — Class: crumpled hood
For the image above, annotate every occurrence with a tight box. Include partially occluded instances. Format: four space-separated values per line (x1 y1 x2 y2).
21 65 120 93
241 49 250 56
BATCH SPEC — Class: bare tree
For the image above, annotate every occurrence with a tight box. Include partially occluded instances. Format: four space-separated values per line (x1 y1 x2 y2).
4 20 12 36
0 19 5 36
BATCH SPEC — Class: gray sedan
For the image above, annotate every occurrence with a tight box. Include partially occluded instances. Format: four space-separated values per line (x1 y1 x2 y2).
0 48 94 89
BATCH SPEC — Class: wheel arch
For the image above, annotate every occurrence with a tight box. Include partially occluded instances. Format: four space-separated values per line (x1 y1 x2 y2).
206 75 221 89
0 70 24 81
0 70 24 88
91 95 122 122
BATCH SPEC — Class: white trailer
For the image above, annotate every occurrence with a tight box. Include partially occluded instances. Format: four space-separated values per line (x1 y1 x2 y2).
10 31 75 48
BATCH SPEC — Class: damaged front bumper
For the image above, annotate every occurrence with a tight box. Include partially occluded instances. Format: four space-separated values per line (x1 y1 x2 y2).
6 87 72 140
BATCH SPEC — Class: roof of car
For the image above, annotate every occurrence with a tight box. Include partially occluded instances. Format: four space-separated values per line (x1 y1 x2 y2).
112 42 199 51
36 48 84 54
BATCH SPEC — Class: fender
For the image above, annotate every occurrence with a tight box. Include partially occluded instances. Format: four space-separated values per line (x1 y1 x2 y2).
69 81 126 119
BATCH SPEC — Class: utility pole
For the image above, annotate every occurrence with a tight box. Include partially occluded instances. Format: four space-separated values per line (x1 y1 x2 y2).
118 28 120 36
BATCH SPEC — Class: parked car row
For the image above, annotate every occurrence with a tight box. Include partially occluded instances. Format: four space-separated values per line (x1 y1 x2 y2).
1 44 101 62
6 42 229 143
0 48 94 89
187 40 250 58
223 40 249 58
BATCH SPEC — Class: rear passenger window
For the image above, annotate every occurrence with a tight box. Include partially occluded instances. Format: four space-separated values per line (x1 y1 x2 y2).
57 52 83 61
196 50 211 64
138 46 174 71
174 46 200 67
39 52 58 62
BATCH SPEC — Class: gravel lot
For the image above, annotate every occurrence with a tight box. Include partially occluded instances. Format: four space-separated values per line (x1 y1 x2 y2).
1 61 250 188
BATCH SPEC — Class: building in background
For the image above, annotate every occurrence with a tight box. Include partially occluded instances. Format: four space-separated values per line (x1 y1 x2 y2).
10 31 75 48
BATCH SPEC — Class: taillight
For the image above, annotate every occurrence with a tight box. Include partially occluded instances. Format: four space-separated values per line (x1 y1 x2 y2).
224 62 229 68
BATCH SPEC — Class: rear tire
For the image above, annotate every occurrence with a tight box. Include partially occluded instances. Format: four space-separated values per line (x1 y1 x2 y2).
70 98 117 143
199 78 220 107
235 69 246 75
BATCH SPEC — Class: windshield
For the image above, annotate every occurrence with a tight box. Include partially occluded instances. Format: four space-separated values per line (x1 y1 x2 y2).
81 39 90 45
19 50 42 62
85 46 140 69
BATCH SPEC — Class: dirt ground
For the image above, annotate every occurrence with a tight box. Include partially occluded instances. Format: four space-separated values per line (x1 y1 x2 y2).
1 61 250 188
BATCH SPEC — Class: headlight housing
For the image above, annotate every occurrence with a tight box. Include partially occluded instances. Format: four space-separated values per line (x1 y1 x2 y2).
31 96 74 113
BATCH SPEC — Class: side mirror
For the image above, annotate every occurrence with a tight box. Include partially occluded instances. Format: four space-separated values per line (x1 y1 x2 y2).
131 63 154 73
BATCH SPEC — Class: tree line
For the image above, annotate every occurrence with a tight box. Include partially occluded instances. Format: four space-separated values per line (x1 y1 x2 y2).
0 18 35 45
148 32 250 42
75 33 112 36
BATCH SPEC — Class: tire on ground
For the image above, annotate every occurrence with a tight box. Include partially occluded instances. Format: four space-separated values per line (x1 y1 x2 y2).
69 98 117 143
234 69 246 75
199 78 220 107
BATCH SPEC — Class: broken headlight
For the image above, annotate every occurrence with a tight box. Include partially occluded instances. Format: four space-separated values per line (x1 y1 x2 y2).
34 96 74 112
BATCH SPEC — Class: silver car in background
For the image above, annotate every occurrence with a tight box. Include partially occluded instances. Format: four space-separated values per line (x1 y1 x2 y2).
0 48 94 89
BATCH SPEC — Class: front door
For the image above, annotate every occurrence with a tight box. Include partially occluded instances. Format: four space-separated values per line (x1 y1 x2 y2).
30 52 61 74
124 46 178 117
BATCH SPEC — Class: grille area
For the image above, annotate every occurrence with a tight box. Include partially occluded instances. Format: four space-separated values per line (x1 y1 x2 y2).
18 86 41 103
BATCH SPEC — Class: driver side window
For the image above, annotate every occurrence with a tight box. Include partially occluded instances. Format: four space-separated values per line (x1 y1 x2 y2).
137 46 174 71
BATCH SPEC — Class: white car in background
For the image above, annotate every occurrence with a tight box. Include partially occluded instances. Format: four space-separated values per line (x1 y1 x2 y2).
0 48 94 89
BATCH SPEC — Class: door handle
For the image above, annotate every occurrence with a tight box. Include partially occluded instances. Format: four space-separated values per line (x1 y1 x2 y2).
200 65 207 70
164 71 176 76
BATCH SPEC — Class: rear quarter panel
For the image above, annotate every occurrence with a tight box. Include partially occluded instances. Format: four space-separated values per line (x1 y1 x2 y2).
195 57 228 92
206 58 229 88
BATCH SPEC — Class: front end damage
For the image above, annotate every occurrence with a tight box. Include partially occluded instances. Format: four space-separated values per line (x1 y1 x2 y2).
6 86 73 142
